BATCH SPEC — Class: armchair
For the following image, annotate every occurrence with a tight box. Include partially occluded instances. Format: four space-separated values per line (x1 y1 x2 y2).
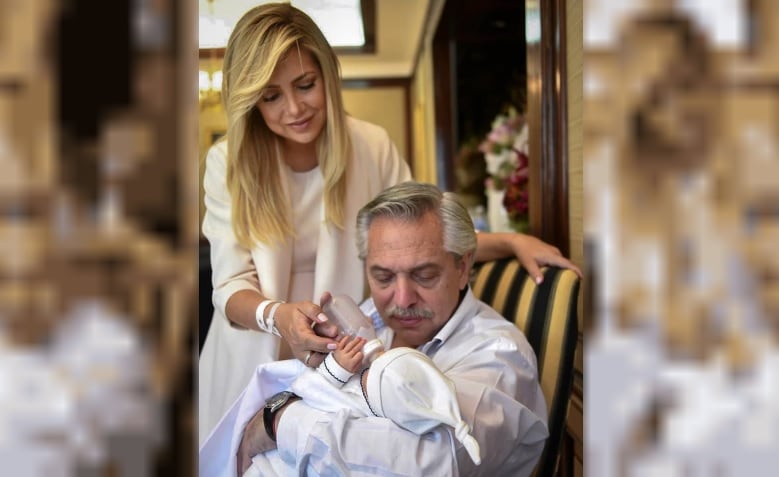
471 259 581 477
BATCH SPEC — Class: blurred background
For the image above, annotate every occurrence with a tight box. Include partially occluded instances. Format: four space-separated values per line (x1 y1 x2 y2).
0 0 197 475
584 0 779 475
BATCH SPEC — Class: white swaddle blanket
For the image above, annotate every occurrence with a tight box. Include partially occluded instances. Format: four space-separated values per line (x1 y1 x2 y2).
199 348 480 477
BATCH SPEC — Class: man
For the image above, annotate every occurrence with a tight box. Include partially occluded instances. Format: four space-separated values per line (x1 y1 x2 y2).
200 182 549 477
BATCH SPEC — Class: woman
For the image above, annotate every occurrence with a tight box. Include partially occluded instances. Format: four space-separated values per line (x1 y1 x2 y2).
199 2 580 443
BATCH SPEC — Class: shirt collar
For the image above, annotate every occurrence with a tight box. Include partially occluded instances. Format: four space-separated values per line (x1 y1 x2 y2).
419 287 478 354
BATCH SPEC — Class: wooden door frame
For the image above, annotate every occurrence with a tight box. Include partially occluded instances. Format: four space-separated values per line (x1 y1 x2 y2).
430 0 570 255
431 0 457 191
526 0 570 256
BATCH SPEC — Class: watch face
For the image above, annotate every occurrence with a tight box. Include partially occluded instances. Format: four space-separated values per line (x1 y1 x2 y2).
267 391 294 412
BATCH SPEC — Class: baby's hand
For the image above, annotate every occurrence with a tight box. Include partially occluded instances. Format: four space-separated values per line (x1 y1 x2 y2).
333 335 366 373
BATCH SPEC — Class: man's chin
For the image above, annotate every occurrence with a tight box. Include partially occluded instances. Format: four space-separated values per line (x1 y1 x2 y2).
390 325 429 348
392 316 425 328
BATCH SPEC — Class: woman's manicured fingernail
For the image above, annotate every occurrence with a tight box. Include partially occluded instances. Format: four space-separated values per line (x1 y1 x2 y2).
317 312 329 322
327 343 337 350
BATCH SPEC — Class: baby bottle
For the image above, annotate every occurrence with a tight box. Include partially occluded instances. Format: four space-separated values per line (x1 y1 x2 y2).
323 294 385 364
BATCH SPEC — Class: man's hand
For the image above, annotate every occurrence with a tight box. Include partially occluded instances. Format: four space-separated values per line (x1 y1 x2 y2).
236 396 302 476
236 409 276 476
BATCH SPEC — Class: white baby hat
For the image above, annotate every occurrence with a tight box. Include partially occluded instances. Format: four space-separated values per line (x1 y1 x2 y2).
365 347 481 465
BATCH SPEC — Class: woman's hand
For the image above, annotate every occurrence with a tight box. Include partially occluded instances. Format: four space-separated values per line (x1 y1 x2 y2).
473 232 583 284
273 301 338 367
510 233 582 284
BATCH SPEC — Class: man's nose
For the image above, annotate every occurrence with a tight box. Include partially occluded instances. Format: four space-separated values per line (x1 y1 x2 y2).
394 276 418 308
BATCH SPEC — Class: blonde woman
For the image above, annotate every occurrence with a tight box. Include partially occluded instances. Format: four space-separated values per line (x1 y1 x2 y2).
199 2 580 443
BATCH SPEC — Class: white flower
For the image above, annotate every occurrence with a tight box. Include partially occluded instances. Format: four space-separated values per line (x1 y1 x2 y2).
513 123 529 154
485 150 514 176
491 113 510 131
481 107 527 190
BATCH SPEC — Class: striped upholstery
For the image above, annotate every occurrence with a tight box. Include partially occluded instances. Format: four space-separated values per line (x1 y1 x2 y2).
471 259 580 477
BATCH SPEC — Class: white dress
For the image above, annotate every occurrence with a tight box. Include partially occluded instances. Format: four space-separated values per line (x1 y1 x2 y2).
198 117 412 444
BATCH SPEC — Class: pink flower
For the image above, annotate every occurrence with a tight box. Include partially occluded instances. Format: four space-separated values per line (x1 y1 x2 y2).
482 107 531 225
514 151 528 170
488 123 514 147
502 150 530 222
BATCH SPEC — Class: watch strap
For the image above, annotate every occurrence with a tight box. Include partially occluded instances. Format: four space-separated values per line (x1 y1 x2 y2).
263 404 276 442
263 391 298 442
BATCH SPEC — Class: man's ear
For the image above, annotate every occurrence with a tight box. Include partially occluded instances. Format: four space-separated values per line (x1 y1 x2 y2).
457 251 473 290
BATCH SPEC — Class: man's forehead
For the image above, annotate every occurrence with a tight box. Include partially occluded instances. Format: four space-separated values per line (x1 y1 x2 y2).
365 215 447 263
367 212 441 234
367 216 442 247
369 233 438 250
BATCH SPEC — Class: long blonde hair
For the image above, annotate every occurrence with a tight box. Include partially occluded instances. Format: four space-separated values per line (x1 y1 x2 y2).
222 3 351 247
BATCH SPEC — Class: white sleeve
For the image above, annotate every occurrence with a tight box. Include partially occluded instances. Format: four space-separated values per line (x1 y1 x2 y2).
201 143 261 319
440 337 550 476
315 353 354 388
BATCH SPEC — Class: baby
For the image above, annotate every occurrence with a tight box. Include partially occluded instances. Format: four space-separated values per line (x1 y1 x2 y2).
201 321 481 477
313 334 481 465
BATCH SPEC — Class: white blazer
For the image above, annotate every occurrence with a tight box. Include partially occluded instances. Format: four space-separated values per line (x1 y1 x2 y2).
198 117 412 443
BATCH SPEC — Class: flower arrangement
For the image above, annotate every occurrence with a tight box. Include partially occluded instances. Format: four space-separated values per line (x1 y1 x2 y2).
479 106 528 189
479 106 530 232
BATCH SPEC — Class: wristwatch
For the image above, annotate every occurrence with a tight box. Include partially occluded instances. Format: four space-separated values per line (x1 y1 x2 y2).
263 391 298 442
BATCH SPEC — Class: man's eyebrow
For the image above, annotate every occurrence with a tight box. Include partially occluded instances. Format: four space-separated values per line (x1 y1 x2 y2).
410 263 441 273
368 265 393 274
368 263 440 274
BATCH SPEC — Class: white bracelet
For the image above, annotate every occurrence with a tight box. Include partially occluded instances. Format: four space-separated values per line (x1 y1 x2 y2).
267 301 284 337
256 299 276 333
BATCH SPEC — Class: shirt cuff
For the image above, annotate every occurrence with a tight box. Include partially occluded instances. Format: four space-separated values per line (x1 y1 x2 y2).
275 400 325 463
317 353 354 387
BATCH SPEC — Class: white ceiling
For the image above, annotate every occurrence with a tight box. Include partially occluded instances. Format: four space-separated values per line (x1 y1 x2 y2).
199 0 434 79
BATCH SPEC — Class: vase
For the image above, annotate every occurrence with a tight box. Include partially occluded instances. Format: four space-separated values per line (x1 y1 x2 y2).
486 186 513 233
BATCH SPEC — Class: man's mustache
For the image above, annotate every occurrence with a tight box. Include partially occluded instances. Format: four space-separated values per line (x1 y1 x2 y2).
384 306 434 319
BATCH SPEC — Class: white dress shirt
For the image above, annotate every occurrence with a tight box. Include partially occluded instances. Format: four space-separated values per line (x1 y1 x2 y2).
200 289 549 477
